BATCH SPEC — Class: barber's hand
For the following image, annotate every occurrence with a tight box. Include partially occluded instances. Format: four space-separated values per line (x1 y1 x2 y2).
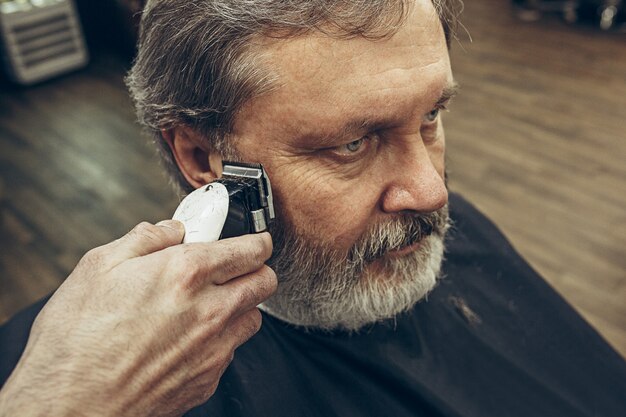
0 221 277 417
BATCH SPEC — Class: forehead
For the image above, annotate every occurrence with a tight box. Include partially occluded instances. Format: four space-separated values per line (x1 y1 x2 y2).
233 0 452 143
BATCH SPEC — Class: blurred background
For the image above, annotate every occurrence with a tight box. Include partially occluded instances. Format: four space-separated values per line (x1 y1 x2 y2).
0 0 624 358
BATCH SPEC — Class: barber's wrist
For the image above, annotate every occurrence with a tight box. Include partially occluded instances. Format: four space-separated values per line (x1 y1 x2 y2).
0 376 52 417
0 369 103 417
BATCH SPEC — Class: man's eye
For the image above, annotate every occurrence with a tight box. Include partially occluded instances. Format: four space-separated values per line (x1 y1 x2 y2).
344 138 364 152
330 135 377 160
423 108 440 123
335 137 366 155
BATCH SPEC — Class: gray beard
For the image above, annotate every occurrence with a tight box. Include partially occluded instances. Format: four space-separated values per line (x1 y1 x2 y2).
260 206 450 331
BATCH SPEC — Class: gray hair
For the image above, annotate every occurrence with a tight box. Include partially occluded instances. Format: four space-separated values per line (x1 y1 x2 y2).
126 0 461 194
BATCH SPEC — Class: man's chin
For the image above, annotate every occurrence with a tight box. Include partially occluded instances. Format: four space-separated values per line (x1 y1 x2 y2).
366 239 428 278
260 234 446 332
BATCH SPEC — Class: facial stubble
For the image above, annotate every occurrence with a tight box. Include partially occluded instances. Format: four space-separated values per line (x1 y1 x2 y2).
260 205 450 331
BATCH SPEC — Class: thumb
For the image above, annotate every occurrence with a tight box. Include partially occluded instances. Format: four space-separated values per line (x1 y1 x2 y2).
100 220 185 264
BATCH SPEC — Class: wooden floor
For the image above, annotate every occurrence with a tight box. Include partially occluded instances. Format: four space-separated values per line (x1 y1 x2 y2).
445 0 626 357
1 0 625 357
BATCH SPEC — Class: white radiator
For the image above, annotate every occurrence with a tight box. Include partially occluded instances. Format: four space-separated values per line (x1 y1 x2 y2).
0 0 88 85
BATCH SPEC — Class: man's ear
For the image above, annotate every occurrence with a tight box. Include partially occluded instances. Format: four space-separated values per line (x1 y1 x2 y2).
162 126 224 189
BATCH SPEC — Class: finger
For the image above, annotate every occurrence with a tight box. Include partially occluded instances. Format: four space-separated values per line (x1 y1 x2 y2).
223 308 264 350
87 221 185 269
117 220 185 256
216 265 278 317
164 233 273 292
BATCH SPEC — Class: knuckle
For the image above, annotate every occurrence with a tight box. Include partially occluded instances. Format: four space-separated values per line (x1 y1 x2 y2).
171 257 206 295
129 221 164 242
233 283 258 308
77 246 107 270
222 349 236 367
238 309 263 340
202 302 230 332
241 266 278 303
130 221 153 235
228 268 277 308
195 362 226 398
210 350 235 389
206 380 220 397
217 244 245 277
247 309 263 334
242 237 263 264
210 348 235 377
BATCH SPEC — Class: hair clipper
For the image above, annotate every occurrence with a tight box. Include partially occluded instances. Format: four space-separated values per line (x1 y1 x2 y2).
172 162 275 243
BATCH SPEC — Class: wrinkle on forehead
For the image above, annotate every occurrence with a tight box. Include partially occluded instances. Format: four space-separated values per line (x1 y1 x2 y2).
270 17 444 83
232 0 451 145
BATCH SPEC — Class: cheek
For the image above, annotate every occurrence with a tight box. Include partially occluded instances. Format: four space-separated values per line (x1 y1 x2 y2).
269 162 378 249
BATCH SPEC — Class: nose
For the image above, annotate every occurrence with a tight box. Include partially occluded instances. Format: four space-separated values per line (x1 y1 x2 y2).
381 145 448 214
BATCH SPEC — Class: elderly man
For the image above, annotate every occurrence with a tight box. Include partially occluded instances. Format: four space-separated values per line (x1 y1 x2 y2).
1 0 625 416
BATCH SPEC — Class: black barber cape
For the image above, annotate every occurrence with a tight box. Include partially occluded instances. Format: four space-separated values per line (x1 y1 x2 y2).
1 193 625 416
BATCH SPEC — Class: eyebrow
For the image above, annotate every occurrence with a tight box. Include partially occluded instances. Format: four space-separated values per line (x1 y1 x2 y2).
437 82 460 107
331 81 461 141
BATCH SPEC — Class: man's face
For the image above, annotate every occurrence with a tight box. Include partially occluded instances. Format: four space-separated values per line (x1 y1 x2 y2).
229 0 454 329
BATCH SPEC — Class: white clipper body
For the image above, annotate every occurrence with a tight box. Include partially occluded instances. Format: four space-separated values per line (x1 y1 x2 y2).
171 162 275 244
172 183 229 243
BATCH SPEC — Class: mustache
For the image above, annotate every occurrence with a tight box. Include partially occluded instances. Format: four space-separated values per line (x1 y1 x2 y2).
349 206 449 263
